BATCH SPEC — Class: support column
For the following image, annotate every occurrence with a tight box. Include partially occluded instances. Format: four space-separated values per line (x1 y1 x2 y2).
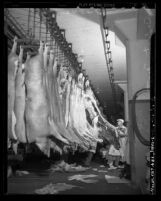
126 39 150 185
126 39 150 100
114 81 129 122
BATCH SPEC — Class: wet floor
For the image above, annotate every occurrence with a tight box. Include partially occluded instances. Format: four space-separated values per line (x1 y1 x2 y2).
7 158 142 195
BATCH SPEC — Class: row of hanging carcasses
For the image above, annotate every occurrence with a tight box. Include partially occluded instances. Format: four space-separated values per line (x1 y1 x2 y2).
8 36 118 157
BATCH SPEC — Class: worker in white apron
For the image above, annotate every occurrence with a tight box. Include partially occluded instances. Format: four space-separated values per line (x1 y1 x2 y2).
116 119 128 164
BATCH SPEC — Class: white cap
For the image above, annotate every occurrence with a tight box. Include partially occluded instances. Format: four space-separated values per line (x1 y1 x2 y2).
117 119 124 124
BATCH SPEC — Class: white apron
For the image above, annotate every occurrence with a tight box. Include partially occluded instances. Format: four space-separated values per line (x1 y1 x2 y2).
108 144 121 156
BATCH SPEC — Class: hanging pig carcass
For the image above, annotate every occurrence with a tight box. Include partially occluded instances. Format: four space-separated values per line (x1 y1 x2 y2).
8 36 19 141
14 46 27 143
24 41 69 156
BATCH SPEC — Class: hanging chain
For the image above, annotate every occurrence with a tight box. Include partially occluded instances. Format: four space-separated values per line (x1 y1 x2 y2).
101 8 118 115
50 33 52 47
58 45 60 63
27 8 31 37
45 12 48 42
33 8 36 39
56 41 58 58
39 9 42 41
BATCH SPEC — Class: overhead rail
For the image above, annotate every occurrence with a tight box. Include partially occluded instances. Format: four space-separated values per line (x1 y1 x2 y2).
100 8 118 115
4 8 83 74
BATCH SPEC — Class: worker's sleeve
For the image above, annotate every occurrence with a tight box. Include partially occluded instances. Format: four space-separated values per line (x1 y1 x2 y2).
118 127 127 137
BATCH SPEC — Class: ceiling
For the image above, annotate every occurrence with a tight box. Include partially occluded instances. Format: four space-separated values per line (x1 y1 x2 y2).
51 8 127 114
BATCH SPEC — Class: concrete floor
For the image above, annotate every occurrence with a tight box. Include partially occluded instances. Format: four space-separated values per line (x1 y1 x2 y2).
7 156 142 195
